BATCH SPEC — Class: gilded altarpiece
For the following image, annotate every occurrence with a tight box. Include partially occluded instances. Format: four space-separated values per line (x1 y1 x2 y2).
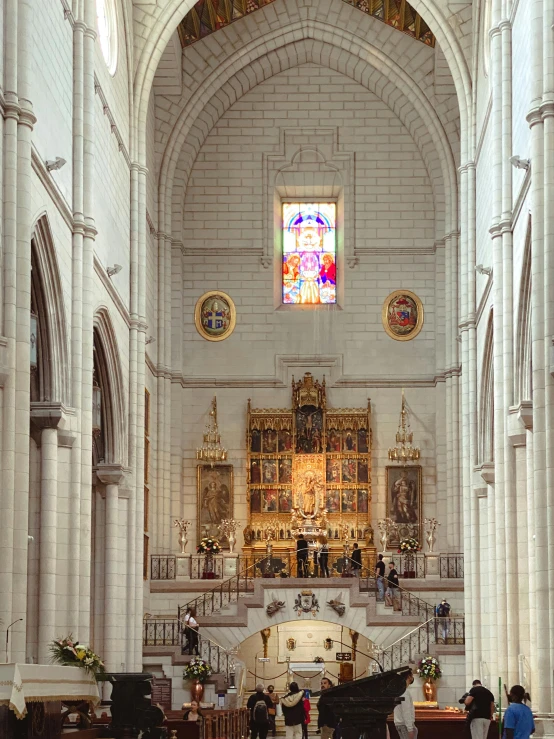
244 374 374 565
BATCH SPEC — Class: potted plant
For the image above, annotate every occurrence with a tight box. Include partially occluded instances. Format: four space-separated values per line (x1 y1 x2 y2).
416 656 442 702
183 657 213 703
197 537 221 580
397 537 421 578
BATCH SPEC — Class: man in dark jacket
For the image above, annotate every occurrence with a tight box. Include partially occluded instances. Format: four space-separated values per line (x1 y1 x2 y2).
351 543 362 576
317 677 337 739
296 534 309 577
247 683 273 739
281 682 305 738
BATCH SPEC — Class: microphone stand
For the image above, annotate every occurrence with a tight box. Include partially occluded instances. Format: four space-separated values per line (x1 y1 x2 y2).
5 619 23 663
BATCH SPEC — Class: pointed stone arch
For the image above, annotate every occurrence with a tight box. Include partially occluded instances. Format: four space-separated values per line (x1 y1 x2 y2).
515 218 532 405
478 311 494 465
93 308 128 466
133 0 471 167
161 26 457 246
30 214 71 404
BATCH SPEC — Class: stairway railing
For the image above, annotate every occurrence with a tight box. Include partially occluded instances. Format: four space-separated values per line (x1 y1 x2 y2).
143 617 238 680
177 555 273 621
377 616 466 671
357 567 436 620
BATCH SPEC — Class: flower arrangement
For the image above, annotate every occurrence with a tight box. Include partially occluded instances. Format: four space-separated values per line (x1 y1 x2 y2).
197 537 221 554
313 656 325 664
417 656 442 680
49 635 105 677
183 658 213 684
398 537 421 553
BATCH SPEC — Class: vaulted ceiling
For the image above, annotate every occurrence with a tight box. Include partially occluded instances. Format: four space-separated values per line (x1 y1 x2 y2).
178 0 436 48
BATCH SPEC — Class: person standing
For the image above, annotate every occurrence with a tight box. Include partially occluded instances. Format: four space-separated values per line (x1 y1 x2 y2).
318 535 330 578
436 598 451 641
503 685 535 739
393 670 417 739
281 682 305 739
266 685 279 738
351 543 362 577
317 677 337 739
464 679 495 739
375 554 386 601
296 534 309 578
386 562 401 610
182 606 192 653
187 608 199 655
302 691 311 739
247 683 273 739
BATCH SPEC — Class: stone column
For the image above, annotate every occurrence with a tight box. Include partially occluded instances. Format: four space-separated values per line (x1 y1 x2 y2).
96 465 125 671
527 0 551 713
31 406 62 664
79 0 97 641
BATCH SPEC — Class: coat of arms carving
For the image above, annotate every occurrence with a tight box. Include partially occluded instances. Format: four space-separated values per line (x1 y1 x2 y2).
294 590 320 617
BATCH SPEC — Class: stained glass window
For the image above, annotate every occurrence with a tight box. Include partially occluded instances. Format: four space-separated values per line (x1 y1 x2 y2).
282 202 337 305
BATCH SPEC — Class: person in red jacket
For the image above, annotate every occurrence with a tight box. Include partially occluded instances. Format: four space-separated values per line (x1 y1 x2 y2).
302 692 311 739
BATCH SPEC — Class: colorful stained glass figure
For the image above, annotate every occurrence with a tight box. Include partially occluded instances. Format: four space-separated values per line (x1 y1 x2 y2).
282 202 337 305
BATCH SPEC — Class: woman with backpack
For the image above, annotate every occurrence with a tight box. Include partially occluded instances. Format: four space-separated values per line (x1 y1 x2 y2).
247 683 274 739
281 682 305 739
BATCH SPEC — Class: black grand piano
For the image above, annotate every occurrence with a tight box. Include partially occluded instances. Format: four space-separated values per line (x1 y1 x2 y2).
315 666 412 739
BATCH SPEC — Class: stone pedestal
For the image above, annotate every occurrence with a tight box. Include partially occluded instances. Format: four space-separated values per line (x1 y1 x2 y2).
176 554 191 579
425 553 440 579
533 715 554 737
223 553 239 577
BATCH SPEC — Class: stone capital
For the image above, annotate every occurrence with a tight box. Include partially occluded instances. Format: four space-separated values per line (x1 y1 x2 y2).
475 463 495 486
95 463 125 486
30 402 63 431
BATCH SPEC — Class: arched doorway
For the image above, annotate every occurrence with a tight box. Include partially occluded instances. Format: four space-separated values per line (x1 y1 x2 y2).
238 619 376 694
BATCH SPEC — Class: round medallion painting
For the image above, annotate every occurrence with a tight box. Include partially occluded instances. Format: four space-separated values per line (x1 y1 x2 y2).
194 290 236 342
382 289 424 341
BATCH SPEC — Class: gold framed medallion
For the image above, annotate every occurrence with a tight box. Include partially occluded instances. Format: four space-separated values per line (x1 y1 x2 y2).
382 289 424 341
194 290 236 342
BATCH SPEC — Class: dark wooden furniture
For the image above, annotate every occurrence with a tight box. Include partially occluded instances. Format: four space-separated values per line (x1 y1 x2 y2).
97 672 164 738
163 708 249 739
0 701 62 739
316 666 411 739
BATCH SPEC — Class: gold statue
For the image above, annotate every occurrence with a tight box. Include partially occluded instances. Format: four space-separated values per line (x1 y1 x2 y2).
261 628 271 658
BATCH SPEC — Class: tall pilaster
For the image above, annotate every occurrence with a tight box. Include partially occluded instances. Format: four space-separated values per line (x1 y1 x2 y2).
96 465 125 671
30 406 63 664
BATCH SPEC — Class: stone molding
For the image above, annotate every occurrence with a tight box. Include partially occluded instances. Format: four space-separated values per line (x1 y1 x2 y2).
166 353 459 389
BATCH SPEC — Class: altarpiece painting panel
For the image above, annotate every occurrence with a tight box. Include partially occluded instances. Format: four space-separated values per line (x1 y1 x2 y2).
197 464 234 545
385 465 422 545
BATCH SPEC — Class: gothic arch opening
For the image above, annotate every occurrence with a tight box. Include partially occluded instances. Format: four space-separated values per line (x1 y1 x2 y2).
29 216 70 405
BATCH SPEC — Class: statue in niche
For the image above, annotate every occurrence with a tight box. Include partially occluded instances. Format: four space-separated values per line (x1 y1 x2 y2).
298 469 324 518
